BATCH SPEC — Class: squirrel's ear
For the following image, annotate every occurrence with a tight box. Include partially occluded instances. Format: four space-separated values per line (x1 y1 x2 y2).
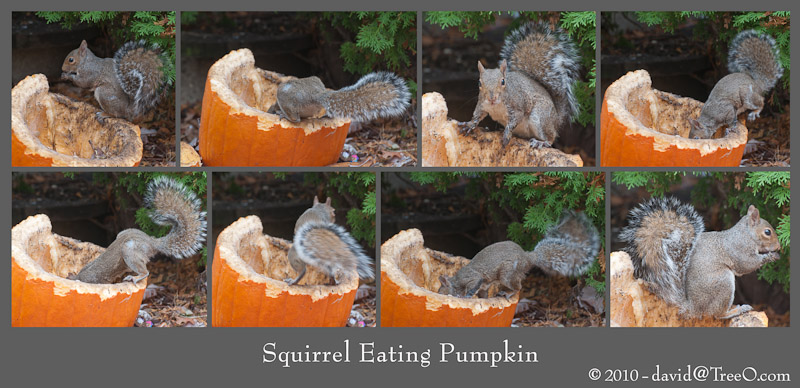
438 275 450 286
747 205 760 224
79 40 88 53
500 60 508 74
325 197 332 206
477 61 485 74
313 196 320 205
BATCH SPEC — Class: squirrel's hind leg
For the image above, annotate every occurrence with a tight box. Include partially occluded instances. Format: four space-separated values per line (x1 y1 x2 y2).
716 304 753 320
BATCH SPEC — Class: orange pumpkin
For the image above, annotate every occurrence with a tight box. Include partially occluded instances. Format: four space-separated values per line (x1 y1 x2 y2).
198 49 350 166
601 70 747 167
212 216 358 327
11 215 146 327
11 74 143 167
381 229 518 327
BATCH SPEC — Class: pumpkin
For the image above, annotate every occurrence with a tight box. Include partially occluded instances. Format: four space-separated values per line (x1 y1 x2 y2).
11 215 146 327
610 251 767 327
180 141 202 167
211 216 358 327
11 74 143 167
381 229 518 327
421 92 583 167
601 70 747 167
198 49 350 166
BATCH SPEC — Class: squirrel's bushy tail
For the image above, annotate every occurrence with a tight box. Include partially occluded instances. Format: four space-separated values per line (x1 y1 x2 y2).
293 222 375 281
146 176 207 259
114 40 165 120
501 22 580 126
728 30 783 91
324 72 410 122
619 197 704 307
531 210 600 277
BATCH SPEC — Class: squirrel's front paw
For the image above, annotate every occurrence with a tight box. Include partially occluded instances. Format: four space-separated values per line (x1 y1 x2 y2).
747 111 761 121
123 275 138 284
528 138 551 149
457 121 475 135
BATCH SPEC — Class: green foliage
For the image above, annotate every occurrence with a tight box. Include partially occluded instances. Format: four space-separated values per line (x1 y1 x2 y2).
633 11 790 89
116 172 207 265
409 172 606 292
425 11 597 126
320 12 416 81
36 11 177 85
614 171 790 292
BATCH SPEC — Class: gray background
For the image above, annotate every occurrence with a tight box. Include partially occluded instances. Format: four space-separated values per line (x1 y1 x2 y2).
5 1 798 387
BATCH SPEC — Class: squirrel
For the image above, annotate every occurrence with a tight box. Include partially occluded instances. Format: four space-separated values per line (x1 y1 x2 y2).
619 197 781 319
438 211 599 299
262 71 410 123
285 196 374 285
689 30 784 139
459 22 580 149
61 39 165 123
69 177 206 284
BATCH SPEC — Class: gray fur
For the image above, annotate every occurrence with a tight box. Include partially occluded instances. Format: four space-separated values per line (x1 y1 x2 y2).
113 40 165 121
323 71 411 122
438 211 599 299
620 197 781 318
145 176 207 259
293 221 375 282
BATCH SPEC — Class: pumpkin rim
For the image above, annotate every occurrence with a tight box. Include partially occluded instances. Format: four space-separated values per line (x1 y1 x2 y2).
381 228 518 314
604 69 748 155
12 214 146 298
216 215 359 301
11 74 143 167
207 48 350 133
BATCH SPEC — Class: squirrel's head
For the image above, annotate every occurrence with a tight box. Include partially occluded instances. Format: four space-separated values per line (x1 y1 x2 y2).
744 205 781 262
477 60 507 105
312 196 335 220
688 117 717 140
61 40 90 79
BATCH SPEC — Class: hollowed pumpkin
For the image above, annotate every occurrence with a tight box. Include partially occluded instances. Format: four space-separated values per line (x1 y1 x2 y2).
211 216 358 327
11 74 143 167
180 141 202 167
601 70 747 167
610 251 767 327
198 49 350 166
381 229 518 327
422 92 583 167
11 215 146 327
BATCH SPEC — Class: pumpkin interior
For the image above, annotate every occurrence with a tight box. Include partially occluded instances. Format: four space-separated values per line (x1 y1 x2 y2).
607 70 747 145
221 216 356 287
12 74 142 166
209 49 347 130
12 214 143 293
383 229 515 305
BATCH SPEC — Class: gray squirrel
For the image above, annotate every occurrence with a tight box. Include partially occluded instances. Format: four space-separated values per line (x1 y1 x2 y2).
689 30 784 139
459 22 580 149
69 177 207 284
438 211 599 299
619 197 781 319
286 196 374 285
61 40 165 123
263 71 410 123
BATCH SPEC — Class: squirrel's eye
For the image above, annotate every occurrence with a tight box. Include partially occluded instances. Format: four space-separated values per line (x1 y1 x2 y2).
764 229 772 236
501 79 505 86
69 58 74 63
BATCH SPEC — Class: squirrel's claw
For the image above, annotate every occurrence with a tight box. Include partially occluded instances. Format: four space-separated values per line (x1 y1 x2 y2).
457 121 475 135
747 111 761 121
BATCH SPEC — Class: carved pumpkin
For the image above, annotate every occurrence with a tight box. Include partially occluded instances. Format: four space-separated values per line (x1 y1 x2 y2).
198 49 350 167
211 216 358 327
381 229 518 327
11 215 146 327
11 74 143 167
601 70 747 167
